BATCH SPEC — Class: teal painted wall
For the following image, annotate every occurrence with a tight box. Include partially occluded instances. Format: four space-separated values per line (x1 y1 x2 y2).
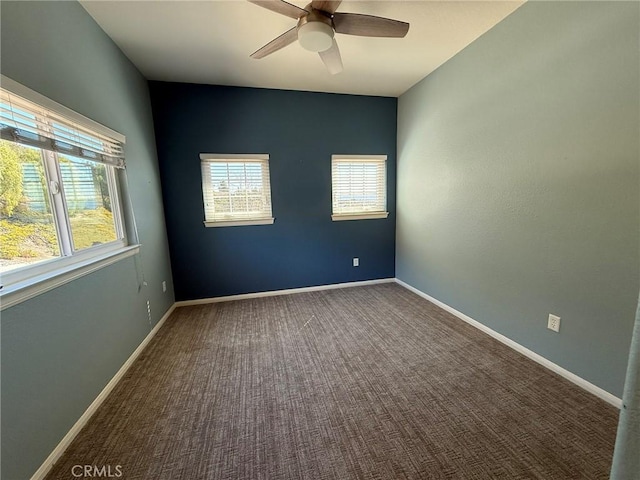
396 1 639 398
1 2 175 478
150 82 397 301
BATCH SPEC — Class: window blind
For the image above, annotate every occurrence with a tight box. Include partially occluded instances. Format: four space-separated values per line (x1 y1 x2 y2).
0 87 125 168
200 154 273 223
332 155 387 216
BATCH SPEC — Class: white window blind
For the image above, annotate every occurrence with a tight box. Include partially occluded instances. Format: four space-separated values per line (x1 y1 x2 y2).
200 154 274 227
332 155 388 220
0 76 134 309
0 82 125 168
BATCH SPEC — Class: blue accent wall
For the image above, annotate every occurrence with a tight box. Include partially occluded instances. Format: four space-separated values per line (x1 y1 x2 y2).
150 82 397 301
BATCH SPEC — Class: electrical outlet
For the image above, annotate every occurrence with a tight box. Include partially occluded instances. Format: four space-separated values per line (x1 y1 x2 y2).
353 257 359 267
162 281 167 293
547 314 561 332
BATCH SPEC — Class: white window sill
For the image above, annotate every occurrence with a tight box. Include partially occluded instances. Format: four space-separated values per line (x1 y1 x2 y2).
0 245 140 311
204 218 275 228
332 212 389 221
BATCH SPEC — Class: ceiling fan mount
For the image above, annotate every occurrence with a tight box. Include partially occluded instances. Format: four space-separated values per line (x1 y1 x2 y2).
248 0 410 75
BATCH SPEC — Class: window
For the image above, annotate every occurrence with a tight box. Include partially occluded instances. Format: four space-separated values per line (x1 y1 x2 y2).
331 155 388 221
200 154 274 227
0 76 135 306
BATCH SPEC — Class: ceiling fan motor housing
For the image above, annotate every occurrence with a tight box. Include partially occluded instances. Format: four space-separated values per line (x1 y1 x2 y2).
297 10 334 53
248 0 410 75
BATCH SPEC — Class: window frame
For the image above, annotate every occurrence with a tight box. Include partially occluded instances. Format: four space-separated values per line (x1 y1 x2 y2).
0 75 138 310
200 153 274 228
331 154 389 221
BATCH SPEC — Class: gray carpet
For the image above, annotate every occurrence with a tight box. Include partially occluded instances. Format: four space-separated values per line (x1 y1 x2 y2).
45 283 619 479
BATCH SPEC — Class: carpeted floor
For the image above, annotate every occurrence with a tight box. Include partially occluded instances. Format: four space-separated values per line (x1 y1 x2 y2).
46 283 619 479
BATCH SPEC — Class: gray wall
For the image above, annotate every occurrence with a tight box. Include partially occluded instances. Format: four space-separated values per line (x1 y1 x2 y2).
396 1 639 398
611 294 640 478
1 2 175 479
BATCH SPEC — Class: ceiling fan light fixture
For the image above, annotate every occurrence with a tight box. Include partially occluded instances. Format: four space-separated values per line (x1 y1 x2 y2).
297 21 334 52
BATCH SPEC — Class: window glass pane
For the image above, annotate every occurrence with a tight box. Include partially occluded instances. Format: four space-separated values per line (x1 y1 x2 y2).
203 159 272 222
58 155 118 251
332 157 386 215
0 139 60 272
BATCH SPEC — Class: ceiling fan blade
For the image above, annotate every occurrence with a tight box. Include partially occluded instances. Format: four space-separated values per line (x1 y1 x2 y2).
251 27 299 59
333 12 409 37
311 0 342 14
248 0 308 20
319 39 343 75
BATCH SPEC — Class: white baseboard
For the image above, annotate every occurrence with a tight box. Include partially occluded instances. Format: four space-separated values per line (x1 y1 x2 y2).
394 278 622 409
174 278 396 307
31 303 177 480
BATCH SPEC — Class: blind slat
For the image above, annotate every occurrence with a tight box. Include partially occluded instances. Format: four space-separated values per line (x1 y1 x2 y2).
332 156 387 216
0 89 125 168
201 158 272 223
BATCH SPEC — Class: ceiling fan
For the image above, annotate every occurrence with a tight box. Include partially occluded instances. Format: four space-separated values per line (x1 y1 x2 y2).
248 0 410 75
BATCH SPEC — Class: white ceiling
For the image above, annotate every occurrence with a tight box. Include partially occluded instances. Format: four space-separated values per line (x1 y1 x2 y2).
80 0 525 97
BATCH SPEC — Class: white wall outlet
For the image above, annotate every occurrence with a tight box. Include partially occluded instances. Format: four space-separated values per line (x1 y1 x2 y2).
353 257 359 267
162 281 167 293
548 314 561 332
